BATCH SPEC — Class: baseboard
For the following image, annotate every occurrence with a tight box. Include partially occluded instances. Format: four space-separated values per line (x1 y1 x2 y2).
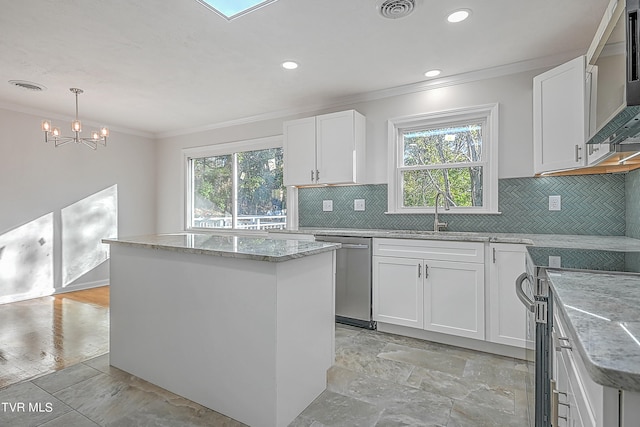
377 322 528 360
54 280 109 295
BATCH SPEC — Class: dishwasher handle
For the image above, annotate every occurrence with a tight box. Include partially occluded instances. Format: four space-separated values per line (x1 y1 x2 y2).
515 272 535 313
339 243 370 249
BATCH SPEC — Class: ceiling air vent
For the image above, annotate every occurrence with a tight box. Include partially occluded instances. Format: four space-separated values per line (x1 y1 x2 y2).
8 80 47 92
378 0 415 19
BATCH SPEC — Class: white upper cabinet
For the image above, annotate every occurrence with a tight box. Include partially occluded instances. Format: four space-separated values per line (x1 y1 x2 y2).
283 110 366 186
533 56 588 174
283 117 316 185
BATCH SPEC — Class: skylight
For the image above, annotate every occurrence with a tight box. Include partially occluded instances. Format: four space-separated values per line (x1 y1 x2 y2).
196 0 278 20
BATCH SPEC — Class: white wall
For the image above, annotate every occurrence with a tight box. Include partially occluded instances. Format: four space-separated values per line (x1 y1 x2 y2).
156 68 539 233
0 107 156 303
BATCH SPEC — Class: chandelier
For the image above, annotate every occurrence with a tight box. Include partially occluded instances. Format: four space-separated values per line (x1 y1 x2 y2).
41 88 109 150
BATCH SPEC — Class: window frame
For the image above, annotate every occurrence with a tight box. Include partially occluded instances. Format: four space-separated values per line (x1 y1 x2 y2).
183 135 286 232
387 103 499 214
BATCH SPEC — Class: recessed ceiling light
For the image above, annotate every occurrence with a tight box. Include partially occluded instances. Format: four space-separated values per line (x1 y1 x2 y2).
447 9 471 23
282 61 298 70
424 69 441 78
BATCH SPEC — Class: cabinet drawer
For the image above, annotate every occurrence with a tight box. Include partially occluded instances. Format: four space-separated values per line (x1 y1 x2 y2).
554 311 599 427
373 238 484 263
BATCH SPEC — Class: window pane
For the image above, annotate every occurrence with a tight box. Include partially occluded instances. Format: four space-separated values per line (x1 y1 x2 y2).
192 155 233 228
237 148 287 230
403 123 483 166
402 167 483 208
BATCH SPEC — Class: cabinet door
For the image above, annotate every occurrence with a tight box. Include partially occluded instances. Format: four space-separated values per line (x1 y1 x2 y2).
424 260 484 340
621 391 640 427
586 143 616 165
373 256 423 328
533 55 587 174
283 117 316 186
488 244 531 348
316 110 358 184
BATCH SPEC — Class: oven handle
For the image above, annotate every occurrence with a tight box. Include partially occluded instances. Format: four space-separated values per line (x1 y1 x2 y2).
515 272 535 312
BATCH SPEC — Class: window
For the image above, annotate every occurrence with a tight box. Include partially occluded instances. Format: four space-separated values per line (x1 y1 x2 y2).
195 0 278 20
387 104 499 214
185 136 286 230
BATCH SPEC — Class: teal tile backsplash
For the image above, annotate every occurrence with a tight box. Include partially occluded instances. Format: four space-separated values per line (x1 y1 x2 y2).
299 174 626 235
626 169 640 239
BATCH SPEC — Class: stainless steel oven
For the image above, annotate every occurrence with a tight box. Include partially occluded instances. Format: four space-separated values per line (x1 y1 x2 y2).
517 245 640 427
516 251 552 427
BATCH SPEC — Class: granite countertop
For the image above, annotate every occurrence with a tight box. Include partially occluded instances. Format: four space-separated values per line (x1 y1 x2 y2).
102 233 340 262
548 269 640 392
272 228 640 250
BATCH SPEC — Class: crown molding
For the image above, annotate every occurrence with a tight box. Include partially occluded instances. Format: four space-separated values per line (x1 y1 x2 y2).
0 101 155 139
157 49 585 140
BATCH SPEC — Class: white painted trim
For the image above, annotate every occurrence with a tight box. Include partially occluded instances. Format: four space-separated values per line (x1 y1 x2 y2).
182 135 282 158
182 135 287 231
387 103 500 215
56 279 109 294
286 186 299 230
0 102 154 139
377 322 527 360
157 50 583 139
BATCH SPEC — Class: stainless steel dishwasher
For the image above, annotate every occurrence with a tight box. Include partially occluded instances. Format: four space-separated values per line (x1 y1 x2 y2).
314 235 375 329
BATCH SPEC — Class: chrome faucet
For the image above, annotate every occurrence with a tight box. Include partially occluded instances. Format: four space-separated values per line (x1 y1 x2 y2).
433 191 450 232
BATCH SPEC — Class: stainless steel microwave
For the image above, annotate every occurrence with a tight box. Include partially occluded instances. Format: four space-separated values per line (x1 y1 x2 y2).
587 0 640 147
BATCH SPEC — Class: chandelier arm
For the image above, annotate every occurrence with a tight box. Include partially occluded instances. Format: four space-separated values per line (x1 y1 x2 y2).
80 139 98 150
54 137 76 147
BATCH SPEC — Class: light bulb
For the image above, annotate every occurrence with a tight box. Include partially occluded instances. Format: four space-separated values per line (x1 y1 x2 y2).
72 120 82 132
100 127 109 137
42 120 51 132
52 127 60 137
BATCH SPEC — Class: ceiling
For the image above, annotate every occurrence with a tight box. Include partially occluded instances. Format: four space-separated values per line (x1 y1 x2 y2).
0 0 609 137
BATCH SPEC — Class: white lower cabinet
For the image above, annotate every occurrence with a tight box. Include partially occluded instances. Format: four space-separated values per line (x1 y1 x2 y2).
373 256 423 328
373 238 485 341
553 308 622 427
488 243 531 348
424 260 484 339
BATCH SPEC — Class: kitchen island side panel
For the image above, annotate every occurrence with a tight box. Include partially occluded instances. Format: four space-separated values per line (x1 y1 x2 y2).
109 244 335 427
275 250 335 425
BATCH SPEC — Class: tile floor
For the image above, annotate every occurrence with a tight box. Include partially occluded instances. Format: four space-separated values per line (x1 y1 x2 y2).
1 289 529 426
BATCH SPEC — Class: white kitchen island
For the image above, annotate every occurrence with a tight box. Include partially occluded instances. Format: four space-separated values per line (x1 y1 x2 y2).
103 233 339 427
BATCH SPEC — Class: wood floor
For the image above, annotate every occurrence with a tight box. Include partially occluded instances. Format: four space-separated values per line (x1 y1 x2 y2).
0 286 109 389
